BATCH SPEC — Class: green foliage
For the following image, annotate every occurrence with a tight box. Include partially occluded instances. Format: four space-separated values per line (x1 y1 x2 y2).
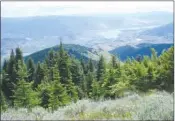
88 59 94 72
1 42 173 110
24 44 91 64
90 80 102 100
34 62 45 88
49 65 69 111
64 79 78 102
37 82 51 109
27 58 35 82
15 47 23 63
59 42 72 84
1 90 8 112
156 46 174 92
4 50 17 101
70 59 83 86
111 55 117 68
97 55 106 82
13 62 40 109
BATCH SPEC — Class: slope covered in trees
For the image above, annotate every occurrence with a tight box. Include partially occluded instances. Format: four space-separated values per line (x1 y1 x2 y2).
24 44 104 64
1 42 174 113
110 43 173 61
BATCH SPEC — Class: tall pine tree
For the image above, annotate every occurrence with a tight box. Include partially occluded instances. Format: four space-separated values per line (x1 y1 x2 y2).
13 61 40 109
49 64 69 111
34 62 44 88
27 58 35 82
97 55 106 82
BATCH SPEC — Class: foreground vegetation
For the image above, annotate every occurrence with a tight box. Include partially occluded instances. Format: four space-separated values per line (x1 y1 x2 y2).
1 41 174 120
1 91 173 120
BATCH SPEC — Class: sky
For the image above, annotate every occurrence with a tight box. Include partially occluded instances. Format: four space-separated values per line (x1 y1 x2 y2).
1 1 173 17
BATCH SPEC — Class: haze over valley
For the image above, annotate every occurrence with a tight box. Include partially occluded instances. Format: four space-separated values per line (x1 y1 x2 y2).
1 12 173 63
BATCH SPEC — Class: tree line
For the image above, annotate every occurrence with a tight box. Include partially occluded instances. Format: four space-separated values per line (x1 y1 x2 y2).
1 42 174 112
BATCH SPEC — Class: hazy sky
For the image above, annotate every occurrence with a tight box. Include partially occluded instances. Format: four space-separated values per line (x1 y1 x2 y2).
1 1 173 17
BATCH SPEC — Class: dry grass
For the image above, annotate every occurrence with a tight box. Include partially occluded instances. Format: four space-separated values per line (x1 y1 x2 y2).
1 91 173 120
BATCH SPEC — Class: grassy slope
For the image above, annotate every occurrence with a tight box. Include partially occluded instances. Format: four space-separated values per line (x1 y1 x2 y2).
1 91 173 120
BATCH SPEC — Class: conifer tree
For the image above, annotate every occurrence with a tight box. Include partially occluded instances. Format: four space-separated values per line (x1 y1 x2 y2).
34 62 44 88
39 86 50 109
15 47 23 62
37 61 52 108
43 60 50 80
97 55 106 82
77 73 86 99
15 47 24 70
70 60 83 86
91 80 101 100
111 55 117 68
27 58 35 82
2 59 8 72
59 42 72 84
2 70 10 99
3 50 17 102
81 58 88 75
58 42 79 102
47 49 55 68
13 61 40 109
49 64 69 111
85 71 94 97
65 79 78 102
1 90 8 112
157 47 174 92
103 69 116 98
37 76 50 108
88 59 94 72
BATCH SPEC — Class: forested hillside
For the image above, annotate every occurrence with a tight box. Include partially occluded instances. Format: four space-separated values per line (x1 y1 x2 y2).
110 43 173 60
1 42 174 120
24 44 94 63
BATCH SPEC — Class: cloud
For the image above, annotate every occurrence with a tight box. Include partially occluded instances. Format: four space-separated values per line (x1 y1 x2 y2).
1 1 173 17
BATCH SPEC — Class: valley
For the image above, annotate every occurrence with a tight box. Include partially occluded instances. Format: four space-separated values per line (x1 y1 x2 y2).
1 11 173 64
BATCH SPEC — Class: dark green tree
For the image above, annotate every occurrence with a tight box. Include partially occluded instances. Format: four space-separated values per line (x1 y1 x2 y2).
34 62 44 88
3 50 17 102
97 55 106 82
157 46 174 92
37 82 51 109
1 90 8 111
70 59 83 86
15 47 24 70
2 59 8 72
111 55 117 68
81 58 88 75
27 58 35 82
49 65 69 111
59 42 71 83
15 47 23 62
47 49 56 68
13 61 40 109
88 59 94 72
90 79 101 100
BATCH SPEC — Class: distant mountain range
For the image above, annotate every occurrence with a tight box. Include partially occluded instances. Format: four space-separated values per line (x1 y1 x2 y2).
1 11 173 64
24 43 173 64
139 22 173 39
109 43 173 61
2 12 173 39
